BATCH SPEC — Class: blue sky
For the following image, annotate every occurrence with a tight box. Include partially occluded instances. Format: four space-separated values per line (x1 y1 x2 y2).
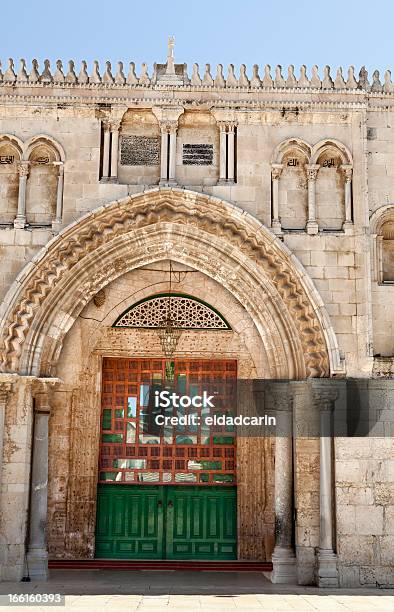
0 0 392 78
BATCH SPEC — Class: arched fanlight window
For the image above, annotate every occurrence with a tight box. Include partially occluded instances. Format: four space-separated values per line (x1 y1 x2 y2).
113 293 231 330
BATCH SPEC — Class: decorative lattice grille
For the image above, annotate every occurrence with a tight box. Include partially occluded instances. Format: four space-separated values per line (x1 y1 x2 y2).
99 358 237 486
114 294 230 330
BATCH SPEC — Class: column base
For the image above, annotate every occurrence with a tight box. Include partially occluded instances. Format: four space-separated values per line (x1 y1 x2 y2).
14 217 26 229
159 180 178 187
51 220 62 232
317 549 339 588
306 220 319 235
271 546 298 584
271 220 283 236
26 549 48 581
342 220 354 235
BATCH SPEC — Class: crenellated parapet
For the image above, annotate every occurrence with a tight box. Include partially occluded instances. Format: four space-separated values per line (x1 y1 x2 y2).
0 57 394 93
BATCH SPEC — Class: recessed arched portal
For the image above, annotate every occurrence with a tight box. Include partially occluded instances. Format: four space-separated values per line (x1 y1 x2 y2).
0 188 341 567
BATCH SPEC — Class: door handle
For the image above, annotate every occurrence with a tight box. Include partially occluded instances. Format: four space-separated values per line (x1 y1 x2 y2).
157 499 162 508
168 500 173 508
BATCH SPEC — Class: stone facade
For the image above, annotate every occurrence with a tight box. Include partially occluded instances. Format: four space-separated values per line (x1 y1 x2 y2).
0 48 393 587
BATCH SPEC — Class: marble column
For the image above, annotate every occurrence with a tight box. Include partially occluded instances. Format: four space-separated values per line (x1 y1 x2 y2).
101 120 111 180
110 121 121 181
312 380 339 588
270 382 297 584
341 165 353 232
271 164 284 235
218 122 227 184
0 382 12 492
159 127 169 184
227 123 235 183
168 125 178 185
306 164 320 235
26 391 51 580
52 162 64 231
14 161 29 229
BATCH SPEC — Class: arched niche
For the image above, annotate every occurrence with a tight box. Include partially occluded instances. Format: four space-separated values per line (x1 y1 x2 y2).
0 136 22 223
25 140 61 225
315 147 346 230
311 139 353 231
118 109 160 186
176 110 219 186
278 148 309 230
381 219 394 282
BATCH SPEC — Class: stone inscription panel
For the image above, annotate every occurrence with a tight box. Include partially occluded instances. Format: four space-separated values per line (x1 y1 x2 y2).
183 143 213 165
120 136 160 166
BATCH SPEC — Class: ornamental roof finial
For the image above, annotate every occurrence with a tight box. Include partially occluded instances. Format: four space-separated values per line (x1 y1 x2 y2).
166 35 175 75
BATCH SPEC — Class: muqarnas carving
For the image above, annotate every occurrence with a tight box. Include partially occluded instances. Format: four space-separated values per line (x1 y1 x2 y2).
120 135 160 166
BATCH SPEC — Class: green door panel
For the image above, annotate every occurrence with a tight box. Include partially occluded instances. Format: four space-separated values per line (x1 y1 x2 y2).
95 484 164 559
95 484 236 560
165 486 237 560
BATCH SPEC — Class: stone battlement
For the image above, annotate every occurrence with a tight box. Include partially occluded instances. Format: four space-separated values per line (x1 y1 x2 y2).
0 58 393 93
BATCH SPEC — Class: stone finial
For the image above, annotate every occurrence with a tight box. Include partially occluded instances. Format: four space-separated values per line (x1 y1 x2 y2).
274 65 285 88
310 65 321 88
54 60 65 83
286 65 297 87
262 64 273 87
166 35 176 75
250 64 262 88
202 63 214 86
91 61 101 84
346 66 358 89
103 61 114 84
78 61 89 84
66 60 77 83
358 66 369 90
17 59 28 82
298 65 310 87
182 63 190 86
0 60 3 82
383 70 394 93
334 67 346 89
226 64 238 87
191 63 202 86
322 65 334 89
115 61 126 85
127 62 138 85
29 59 40 83
139 63 150 86
4 58 16 82
214 64 225 87
40 59 53 83
371 69 382 92
239 64 249 87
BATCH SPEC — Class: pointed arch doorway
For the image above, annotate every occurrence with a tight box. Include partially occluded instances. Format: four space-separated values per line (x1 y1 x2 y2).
95 356 237 560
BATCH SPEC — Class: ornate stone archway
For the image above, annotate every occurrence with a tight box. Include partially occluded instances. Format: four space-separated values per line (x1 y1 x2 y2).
0 187 341 379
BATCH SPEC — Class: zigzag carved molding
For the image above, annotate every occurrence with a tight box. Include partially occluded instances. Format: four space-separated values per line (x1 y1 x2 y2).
0 189 329 376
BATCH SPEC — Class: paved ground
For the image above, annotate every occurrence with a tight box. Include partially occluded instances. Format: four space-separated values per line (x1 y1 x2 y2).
0 570 393 611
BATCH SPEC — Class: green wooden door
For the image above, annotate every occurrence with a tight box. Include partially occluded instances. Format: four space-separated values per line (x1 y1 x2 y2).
165 486 237 560
95 484 236 560
95 484 164 559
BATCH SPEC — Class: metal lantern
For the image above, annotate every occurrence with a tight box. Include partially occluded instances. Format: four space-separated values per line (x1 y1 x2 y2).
156 262 182 357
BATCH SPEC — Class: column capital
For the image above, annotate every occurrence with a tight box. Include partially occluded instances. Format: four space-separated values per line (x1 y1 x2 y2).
17 161 30 177
110 119 122 132
311 379 339 411
271 163 284 180
227 121 237 131
305 163 320 181
217 121 227 132
0 381 13 403
268 381 292 411
152 105 184 127
159 120 178 134
340 164 353 181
